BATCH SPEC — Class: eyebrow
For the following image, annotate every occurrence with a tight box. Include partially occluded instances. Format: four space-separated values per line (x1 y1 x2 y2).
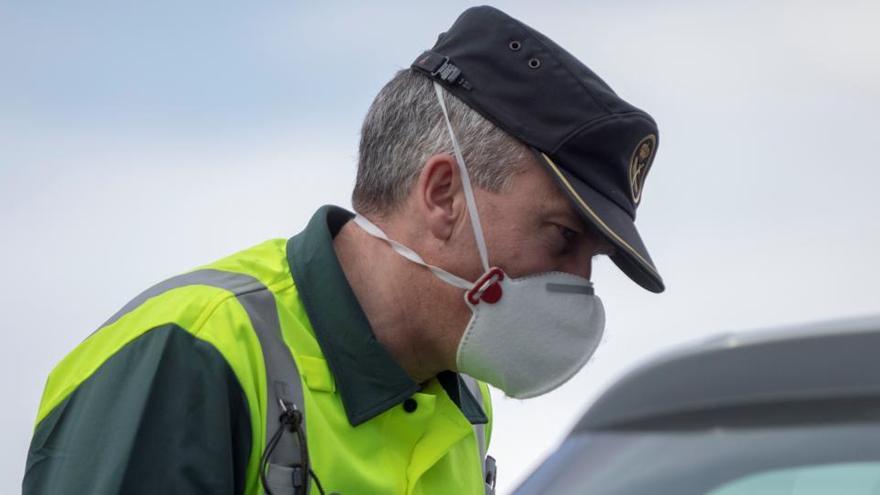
542 202 586 230
542 203 615 251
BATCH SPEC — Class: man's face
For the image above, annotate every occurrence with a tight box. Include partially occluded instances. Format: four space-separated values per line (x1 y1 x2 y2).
465 156 614 282
397 152 614 371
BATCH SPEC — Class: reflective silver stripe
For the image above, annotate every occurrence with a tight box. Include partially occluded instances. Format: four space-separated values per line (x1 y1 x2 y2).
463 375 495 494
545 283 594 295
95 269 306 469
99 270 261 329
464 376 487 459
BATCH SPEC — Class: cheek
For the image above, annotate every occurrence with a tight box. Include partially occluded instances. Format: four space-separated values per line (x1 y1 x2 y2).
485 223 523 262
490 226 558 277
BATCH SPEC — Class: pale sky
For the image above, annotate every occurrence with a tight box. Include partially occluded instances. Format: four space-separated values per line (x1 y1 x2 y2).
3 1 879 493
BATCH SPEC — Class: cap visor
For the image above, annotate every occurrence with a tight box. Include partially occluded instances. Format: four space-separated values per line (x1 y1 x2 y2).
535 150 665 293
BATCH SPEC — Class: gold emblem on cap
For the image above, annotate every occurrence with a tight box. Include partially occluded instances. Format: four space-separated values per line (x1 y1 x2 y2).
629 134 656 205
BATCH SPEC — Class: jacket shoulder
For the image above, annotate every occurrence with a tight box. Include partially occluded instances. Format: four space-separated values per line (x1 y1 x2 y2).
36 238 292 427
198 238 292 291
25 323 252 494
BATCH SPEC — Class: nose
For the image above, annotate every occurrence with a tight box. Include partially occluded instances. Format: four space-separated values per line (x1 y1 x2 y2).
559 254 593 280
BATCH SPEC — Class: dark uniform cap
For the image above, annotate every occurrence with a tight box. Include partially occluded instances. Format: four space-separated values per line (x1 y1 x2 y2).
412 5 664 293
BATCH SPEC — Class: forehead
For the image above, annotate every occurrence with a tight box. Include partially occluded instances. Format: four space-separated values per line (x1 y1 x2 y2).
507 155 612 243
509 154 581 217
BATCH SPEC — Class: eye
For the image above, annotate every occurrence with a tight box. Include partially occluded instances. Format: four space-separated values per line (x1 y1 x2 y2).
556 224 579 243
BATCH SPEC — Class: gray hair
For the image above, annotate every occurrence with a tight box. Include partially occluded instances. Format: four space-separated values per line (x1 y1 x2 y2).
352 69 530 215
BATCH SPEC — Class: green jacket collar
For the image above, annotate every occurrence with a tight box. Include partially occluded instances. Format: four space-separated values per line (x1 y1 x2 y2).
287 205 488 427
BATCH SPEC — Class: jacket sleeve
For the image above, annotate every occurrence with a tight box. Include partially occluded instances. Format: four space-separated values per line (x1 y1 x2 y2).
23 323 252 495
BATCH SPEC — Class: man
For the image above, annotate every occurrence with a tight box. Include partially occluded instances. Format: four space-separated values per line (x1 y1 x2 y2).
24 6 663 495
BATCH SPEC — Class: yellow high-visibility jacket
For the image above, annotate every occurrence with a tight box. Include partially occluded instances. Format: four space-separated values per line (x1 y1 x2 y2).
25 205 494 495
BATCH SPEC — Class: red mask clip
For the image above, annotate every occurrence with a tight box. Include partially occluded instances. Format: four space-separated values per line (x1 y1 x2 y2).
466 267 505 305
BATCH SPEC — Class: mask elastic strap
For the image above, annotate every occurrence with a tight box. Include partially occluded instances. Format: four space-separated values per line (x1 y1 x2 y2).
353 214 473 290
432 81 491 274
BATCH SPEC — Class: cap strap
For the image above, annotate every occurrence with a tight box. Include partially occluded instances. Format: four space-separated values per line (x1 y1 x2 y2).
432 81 491 274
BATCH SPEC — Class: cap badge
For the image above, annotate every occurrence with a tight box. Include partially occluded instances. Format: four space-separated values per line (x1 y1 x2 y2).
629 134 656 205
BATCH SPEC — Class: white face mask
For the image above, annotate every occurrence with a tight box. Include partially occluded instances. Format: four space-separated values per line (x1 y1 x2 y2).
352 81 606 399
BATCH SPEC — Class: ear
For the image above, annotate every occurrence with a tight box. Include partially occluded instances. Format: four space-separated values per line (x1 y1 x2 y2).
415 153 465 241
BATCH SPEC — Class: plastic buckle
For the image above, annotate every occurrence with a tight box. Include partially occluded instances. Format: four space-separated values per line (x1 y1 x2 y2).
291 465 305 489
485 455 497 493
412 50 472 89
432 57 461 83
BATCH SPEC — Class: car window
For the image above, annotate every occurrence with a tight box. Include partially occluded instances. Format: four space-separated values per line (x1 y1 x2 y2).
707 462 880 495
514 422 880 495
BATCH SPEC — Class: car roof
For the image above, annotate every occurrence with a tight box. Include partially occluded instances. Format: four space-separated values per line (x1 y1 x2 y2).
576 314 880 431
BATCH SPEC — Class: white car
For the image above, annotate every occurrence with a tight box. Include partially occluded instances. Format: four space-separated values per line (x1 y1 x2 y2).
514 316 880 495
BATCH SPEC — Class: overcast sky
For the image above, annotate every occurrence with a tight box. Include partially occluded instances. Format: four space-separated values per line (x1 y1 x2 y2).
3 1 879 493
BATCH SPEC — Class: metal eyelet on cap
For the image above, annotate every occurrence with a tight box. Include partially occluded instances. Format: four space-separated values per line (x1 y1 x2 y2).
528 58 541 69
508 40 521 51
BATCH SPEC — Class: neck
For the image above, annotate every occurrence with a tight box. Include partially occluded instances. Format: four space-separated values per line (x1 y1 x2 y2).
333 218 461 383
